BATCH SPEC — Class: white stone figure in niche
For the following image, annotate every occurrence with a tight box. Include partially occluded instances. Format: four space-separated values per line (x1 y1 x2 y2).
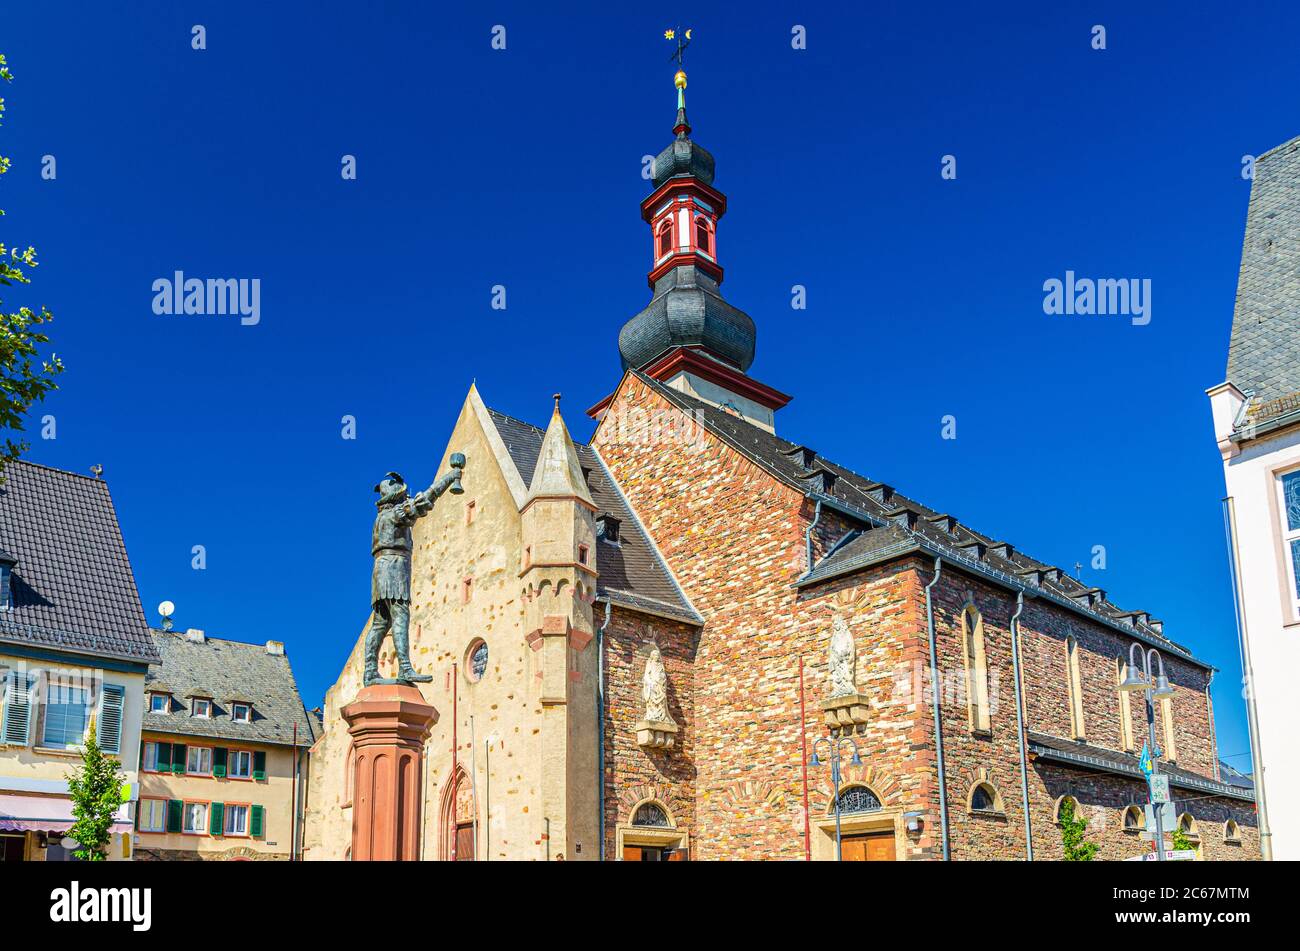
642 647 675 725
829 615 857 698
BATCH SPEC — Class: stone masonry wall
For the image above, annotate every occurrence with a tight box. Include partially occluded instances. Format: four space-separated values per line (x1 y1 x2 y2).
601 606 698 857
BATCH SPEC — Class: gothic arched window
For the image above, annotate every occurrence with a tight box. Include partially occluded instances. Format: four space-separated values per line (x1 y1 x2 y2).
836 786 882 815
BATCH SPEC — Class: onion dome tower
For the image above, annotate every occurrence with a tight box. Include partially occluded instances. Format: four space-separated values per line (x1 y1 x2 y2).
603 57 791 433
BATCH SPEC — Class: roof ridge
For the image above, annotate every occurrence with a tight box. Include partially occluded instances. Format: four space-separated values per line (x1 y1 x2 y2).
1 458 110 484
151 627 289 652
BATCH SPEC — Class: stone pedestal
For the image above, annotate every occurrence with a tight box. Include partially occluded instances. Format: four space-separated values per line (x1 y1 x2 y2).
341 683 438 861
821 693 870 736
635 719 678 750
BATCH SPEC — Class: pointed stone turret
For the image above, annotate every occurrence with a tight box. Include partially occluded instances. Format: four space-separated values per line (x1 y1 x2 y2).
519 394 599 859
525 394 595 509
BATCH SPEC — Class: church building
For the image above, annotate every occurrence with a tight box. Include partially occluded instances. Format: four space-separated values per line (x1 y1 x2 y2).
303 70 1256 861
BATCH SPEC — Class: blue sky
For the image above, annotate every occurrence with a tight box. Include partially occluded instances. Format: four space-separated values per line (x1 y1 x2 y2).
4 1 1294 767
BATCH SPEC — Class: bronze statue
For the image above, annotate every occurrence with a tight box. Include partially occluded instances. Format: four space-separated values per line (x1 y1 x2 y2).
364 454 466 686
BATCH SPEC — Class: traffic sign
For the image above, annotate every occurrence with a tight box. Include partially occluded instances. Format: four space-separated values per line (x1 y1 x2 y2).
1149 774 1170 803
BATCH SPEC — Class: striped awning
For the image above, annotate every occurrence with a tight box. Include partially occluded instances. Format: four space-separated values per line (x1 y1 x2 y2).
0 793 131 833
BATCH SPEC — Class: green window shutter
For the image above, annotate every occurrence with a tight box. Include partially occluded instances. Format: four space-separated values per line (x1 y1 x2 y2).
171 743 187 773
97 684 125 755
210 802 224 836
155 742 172 771
250 804 264 838
252 750 266 781
167 799 183 834
213 746 228 778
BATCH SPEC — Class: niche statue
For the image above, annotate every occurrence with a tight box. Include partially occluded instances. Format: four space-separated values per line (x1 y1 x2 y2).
364 454 466 686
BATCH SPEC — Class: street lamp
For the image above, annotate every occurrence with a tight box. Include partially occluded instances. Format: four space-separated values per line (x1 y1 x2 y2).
809 735 862 861
1119 642 1176 860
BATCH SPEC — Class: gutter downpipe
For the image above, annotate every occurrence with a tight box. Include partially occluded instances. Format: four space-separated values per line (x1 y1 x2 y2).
596 599 612 861
924 556 950 860
1009 591 1033 860
805 499 824 571
1223 496 1273 860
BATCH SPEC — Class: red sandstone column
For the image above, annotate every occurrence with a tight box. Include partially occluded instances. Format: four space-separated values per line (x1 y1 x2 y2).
342 684 438 861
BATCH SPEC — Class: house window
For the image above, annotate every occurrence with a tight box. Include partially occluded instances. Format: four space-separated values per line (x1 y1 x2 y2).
1160 696 1178 762
695 217 711 255
228 749 253 779
1178 813 1199 839
41 680 90 749
191 698 212 718
1117 657 1135 751
465 499 477 525
1279 470 1300 614
1122 805 1145 831
657 220 673 258
138 798 167 833
224 804 250 836
632 803 671 828
232 702 252 723
182 802 208 834
1066 636 1086 739
578 544 589 566
186 746 213 776
962 605 990 733
1224 819 1241 843
149 693 169 714
1054 795 1081 824
0 562 12 610
143 741 166 772
836 786 882 815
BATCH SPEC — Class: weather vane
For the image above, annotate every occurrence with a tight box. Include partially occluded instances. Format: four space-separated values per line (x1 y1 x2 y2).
665 26 692 67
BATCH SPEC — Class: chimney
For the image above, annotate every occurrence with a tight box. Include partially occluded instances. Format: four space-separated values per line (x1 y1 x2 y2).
266 640 285 656
184 628 205 643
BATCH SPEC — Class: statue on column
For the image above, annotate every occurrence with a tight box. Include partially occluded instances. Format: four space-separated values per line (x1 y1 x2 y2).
828 614 857 699
364 454 466 686
641 647 675 726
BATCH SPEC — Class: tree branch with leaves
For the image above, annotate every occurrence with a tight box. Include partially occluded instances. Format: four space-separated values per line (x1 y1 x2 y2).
0 51 64 478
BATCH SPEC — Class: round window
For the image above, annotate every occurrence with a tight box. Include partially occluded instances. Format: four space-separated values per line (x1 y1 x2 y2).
466 639 489 682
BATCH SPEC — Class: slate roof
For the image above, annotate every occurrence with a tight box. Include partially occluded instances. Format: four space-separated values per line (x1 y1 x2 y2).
0 460 159 665
142 629 318 748
486 408 701 626
1217 759 1254 790
632 373 1207 667
1028 732 1253 802
1227 134 1300 427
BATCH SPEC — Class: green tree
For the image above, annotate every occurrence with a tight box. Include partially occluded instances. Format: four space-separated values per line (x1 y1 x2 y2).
0 52 64 477
66 717 127 861
1059 797 1100 861
1171 825 1196 854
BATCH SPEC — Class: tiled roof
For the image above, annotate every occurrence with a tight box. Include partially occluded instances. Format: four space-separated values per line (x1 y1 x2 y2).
142 629 318 748
0 460 158 665
1228 134 1300 425
1028 732 1253 802
633 374 1206 667
487 408 701 626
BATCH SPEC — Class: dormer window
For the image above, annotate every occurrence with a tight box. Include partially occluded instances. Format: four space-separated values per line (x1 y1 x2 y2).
191 697 212 718
149 692 170 714
0 552 15 610
596 514 621 544
232 702 252 723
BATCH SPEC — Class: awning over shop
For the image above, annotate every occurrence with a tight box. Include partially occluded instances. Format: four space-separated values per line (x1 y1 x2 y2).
0 793 131 834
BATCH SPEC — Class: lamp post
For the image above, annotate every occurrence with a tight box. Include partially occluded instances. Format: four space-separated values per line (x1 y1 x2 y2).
809 734 862 861
1119 642 1176 861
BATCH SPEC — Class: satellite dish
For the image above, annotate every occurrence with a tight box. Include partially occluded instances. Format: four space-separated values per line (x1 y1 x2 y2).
158 601 175 618
61 836 80 850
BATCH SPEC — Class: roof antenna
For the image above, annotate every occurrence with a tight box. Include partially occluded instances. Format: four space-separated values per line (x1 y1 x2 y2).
90 464 103 480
